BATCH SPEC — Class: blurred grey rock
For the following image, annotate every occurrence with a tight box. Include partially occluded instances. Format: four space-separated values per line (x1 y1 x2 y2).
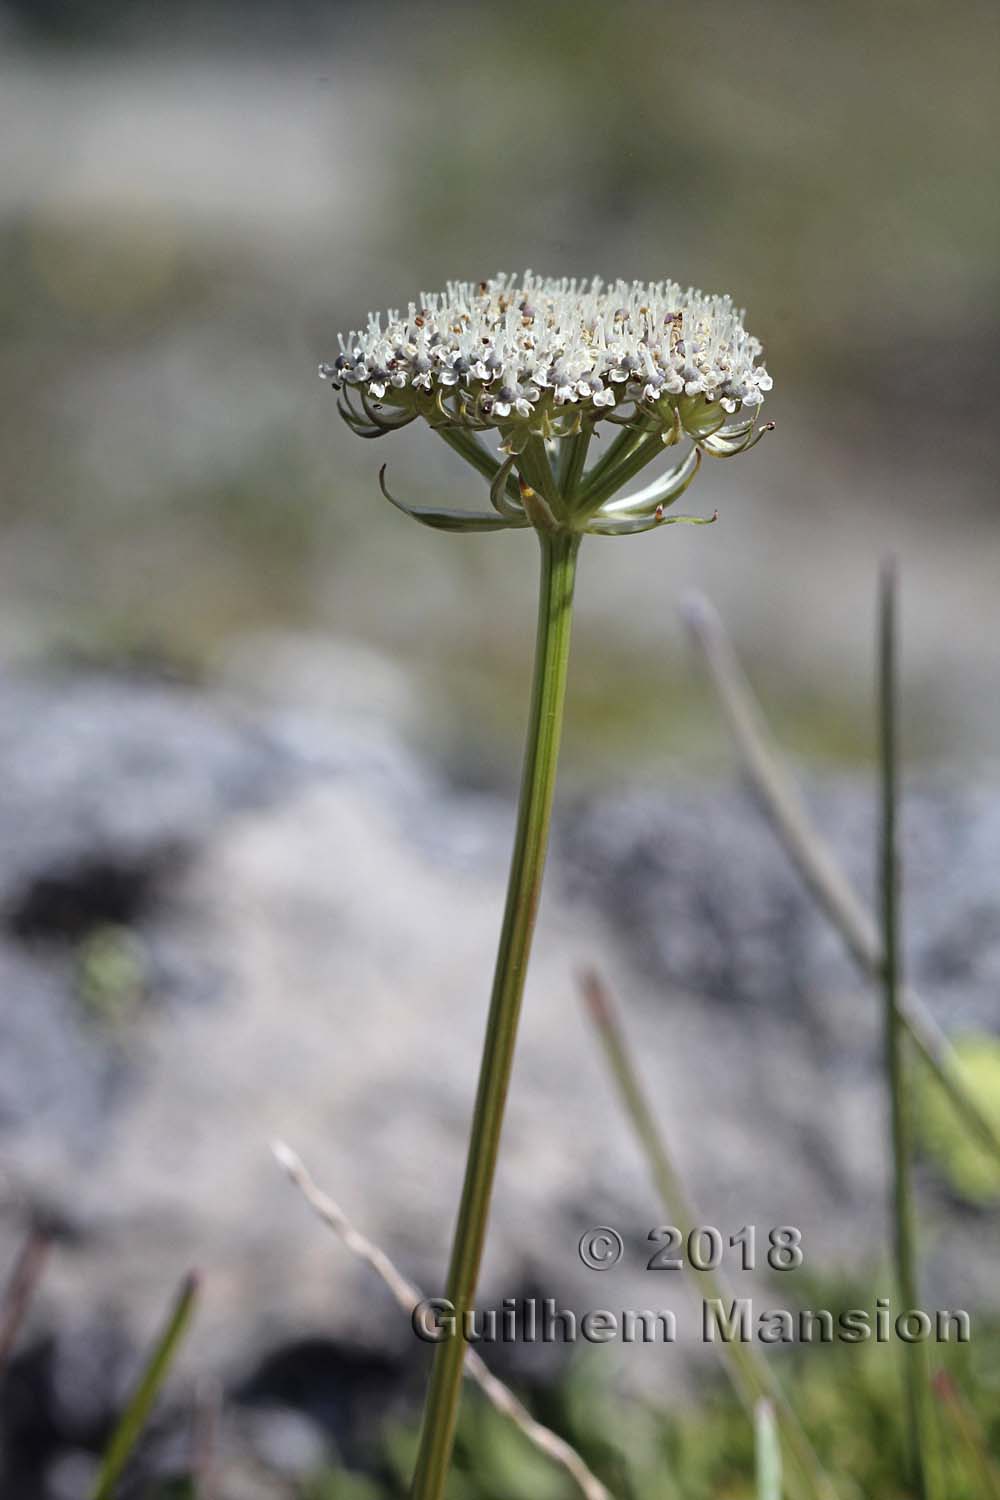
243 1405 329 1478
563 777 1000 1035
0 670 292 905
44 1450 98 1500
0 663 998 1488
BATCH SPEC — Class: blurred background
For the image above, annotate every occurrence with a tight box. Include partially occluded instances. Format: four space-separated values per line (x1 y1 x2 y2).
2 2 1000 1497
2 0 999 771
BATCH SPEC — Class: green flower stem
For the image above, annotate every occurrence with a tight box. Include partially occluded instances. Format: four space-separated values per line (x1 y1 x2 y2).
557 425 593 499
878 562 936 1500
520 435 563 512
410 527 581 1500
577 422 647 500
579 427 665 515
90 1271 199 1500
437 427 516 497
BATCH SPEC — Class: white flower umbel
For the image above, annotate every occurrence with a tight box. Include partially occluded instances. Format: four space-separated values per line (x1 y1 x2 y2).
322 272 775 1500
321 272 771 537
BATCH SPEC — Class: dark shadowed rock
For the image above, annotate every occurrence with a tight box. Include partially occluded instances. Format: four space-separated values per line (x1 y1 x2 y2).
0 664 998 1493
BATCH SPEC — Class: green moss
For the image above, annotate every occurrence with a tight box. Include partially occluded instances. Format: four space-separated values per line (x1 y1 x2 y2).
75 923 147 1029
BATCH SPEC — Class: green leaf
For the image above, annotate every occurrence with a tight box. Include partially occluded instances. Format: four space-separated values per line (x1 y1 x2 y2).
701 419 774 458
600 447 701 516
755 1399 782 1500
586 508 717 537
378 466 527 531
89 1272 199 1500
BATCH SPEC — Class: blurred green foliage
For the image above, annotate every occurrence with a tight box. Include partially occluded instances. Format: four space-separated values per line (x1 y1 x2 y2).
161 1304 995 1500
915 1036 1000 1205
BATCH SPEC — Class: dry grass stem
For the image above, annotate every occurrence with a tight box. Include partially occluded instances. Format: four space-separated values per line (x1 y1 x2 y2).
272 1140 614 1500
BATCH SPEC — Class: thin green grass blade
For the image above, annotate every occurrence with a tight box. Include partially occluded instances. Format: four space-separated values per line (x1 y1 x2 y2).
932 1370 1000 1500
755 1399 782 1500
580 970 839 1500
89 1270 200 1500
682 590 1000 1171
878 561 936 1500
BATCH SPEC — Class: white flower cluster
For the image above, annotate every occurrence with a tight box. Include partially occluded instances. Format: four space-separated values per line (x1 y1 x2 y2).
321 272 771 421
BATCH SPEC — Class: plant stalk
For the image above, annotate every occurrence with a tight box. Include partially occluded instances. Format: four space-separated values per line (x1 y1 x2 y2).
0 1223 51 1373
755 1400 782 1500
878 560 934 1500
580 969 838 1500
410 527 581 1500
90 1271 199 1500
683 589 1000 1169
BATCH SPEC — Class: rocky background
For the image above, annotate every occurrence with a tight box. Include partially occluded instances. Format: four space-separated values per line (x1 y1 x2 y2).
1 665 999 1495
